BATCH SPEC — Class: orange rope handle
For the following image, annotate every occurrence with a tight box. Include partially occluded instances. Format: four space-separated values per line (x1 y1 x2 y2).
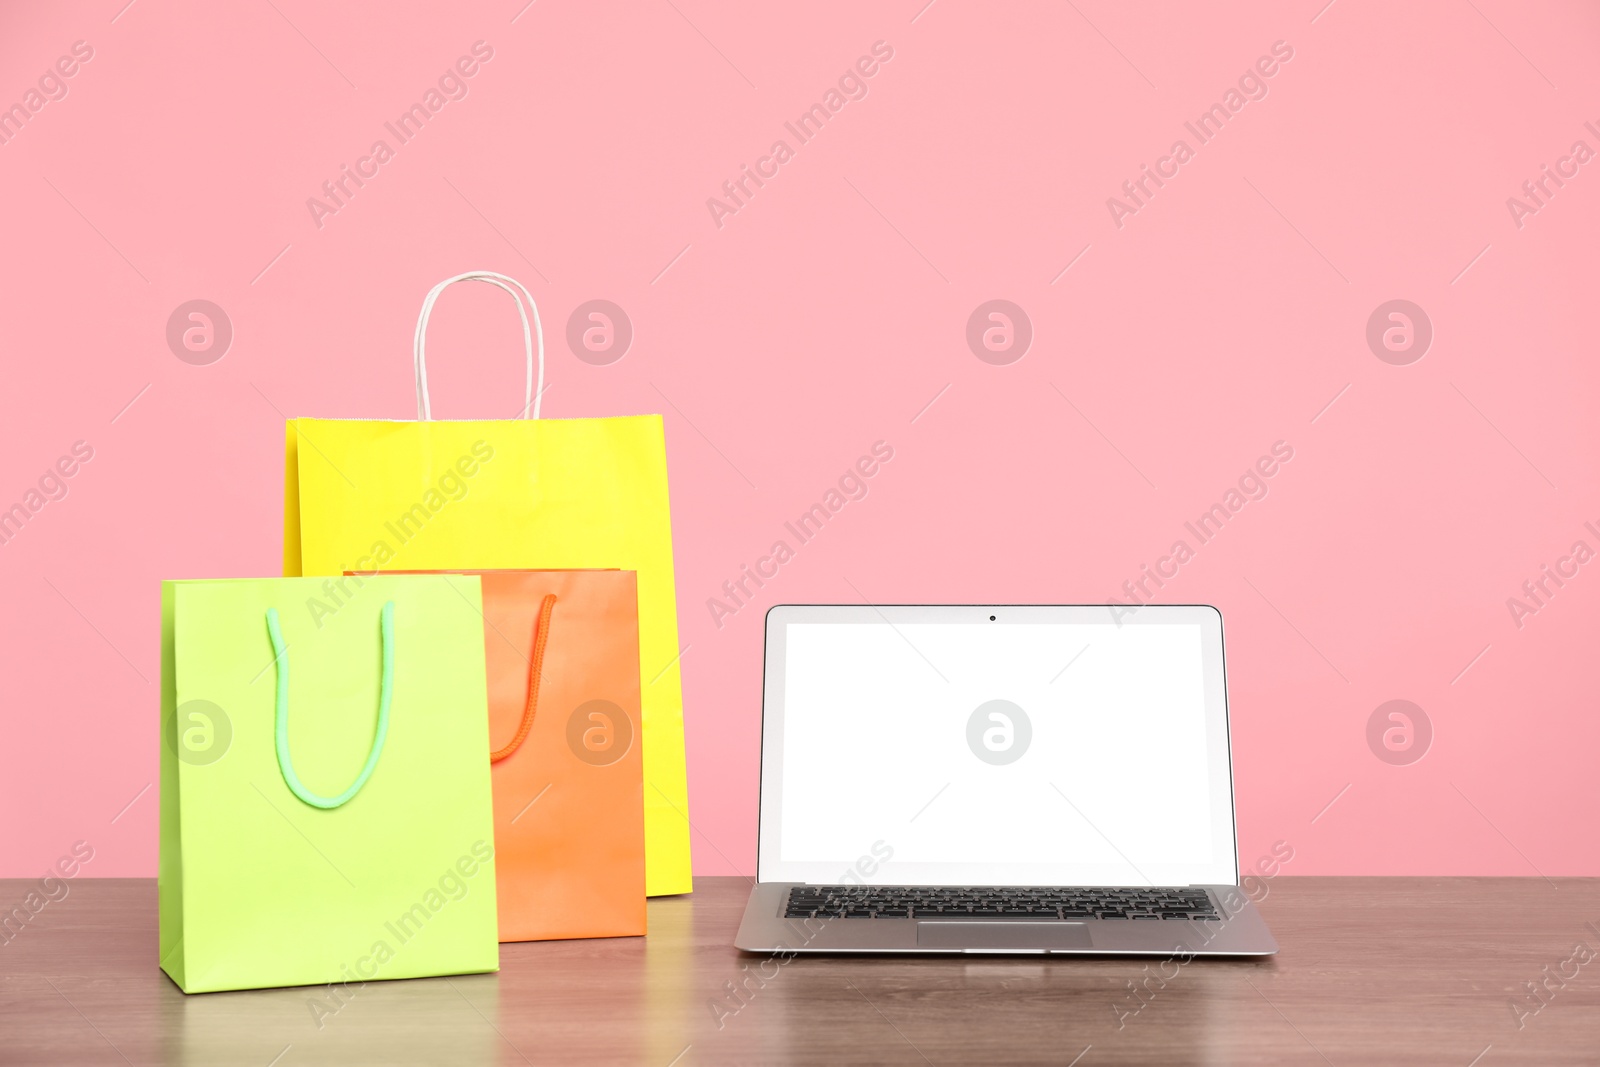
490 593 557 763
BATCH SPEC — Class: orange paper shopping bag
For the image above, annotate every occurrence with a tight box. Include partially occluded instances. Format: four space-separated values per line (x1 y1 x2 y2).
382 569 647 941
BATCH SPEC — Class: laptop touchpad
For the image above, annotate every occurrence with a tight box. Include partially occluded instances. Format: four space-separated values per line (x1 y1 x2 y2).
916 922 1092 950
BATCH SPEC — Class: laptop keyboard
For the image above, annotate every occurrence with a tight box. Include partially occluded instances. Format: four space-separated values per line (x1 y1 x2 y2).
784 886 1220 920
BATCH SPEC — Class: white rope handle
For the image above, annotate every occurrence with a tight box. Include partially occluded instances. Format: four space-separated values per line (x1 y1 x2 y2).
413 271 545 420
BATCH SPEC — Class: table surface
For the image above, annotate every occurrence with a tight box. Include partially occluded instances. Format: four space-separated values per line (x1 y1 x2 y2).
1 876 1597 1066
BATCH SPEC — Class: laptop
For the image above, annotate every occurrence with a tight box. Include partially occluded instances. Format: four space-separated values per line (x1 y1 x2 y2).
734 604 1278 956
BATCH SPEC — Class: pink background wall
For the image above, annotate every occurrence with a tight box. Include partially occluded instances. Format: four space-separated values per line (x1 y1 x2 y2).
3 0 1597 880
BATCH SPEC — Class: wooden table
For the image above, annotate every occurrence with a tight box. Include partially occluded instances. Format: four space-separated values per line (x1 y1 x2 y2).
2 877 1596 1065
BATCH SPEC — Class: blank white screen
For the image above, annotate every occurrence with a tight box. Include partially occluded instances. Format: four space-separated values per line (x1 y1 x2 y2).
776 621 1221 883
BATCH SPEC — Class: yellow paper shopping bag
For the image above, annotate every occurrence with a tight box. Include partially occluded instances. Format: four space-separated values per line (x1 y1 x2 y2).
283 271 690 895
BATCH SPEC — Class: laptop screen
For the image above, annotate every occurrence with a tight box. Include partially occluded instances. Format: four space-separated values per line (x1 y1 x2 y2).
757 605 1239 887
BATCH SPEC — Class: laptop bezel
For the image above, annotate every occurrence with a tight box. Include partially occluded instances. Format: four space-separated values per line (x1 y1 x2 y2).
755 603 1241 888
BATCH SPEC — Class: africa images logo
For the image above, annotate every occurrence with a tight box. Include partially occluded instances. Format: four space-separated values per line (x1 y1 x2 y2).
305 41 495 230
967 700 1031 765
1105 40 1295 229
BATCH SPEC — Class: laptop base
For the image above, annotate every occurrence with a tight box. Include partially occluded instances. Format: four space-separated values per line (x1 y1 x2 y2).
735 882 1279 956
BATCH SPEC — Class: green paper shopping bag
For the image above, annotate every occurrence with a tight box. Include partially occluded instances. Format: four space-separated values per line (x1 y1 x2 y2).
159 575 500 993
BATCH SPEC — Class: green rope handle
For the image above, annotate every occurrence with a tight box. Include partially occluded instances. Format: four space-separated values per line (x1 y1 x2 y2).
265 601 394 809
